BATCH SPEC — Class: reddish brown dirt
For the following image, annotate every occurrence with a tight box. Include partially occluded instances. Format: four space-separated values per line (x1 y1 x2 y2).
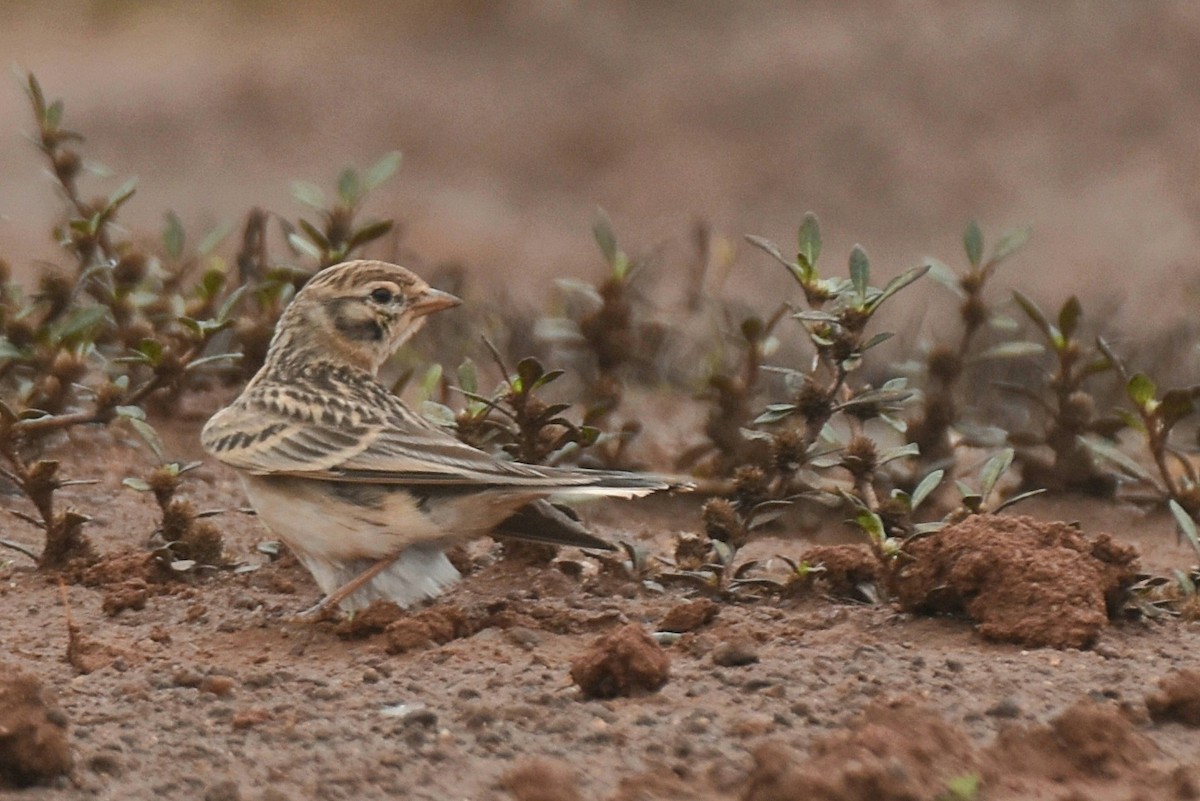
896 515 1139 649
799 544 881 599
742 698 1200 801
1147 670 1200 727
3 427 1200 800
570 623 671 700
741 699 978 801
0 667 73 789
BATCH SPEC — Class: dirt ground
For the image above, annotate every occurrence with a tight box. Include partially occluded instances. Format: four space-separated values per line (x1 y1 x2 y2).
4 3 1200 800
1 415 1198 800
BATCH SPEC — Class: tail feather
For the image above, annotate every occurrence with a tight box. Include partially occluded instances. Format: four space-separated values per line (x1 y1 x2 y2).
298 547 460 612
494 499 615 550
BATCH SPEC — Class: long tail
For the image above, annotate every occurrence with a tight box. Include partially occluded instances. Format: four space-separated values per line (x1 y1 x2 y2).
494 499 614 550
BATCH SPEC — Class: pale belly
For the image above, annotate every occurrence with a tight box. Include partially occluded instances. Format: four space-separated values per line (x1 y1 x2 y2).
239 474 535 563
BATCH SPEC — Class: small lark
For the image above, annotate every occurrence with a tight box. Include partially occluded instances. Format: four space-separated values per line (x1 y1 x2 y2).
202 260 672 615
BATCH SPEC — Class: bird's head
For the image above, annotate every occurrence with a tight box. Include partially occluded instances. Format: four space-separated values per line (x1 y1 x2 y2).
266 260 461 374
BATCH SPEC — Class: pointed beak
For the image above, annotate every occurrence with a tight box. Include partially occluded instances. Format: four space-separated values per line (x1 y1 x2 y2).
411 287 462 318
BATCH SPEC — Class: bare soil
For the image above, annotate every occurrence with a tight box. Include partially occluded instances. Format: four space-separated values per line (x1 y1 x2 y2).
1 420 1199 800
4 3 1200 800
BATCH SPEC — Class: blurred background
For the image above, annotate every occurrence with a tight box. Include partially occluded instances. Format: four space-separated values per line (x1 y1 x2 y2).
2 1 1200 328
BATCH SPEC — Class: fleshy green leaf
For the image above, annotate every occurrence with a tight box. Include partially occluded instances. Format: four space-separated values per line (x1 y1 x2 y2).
286 231 322 260
52 305 111 343
1169 500 1200 559
1057 296 1082 340
516 357 544 390
128 417 165 460
798 212 821 269
419 401 456 427
925 258 965 297
854 508 886 542
347 219 395 252
860 331 894 352
988 226 1031 268
337 167 363 206
0 337 28 361
291 180 326 209
593 209 619 267
197 221 233 256
754 404 796 425
849 245 869 303
215 284 249 324
877 442 920 466
979 448 1014 500
45 99 63 129
1012 290 1051 338
1127 373 1157 408
163 211 185 259
866 262 931 312
741 316 764 344
364 151 402 190
994 488 1047 513
746 235 807 283
963 220 983 268
912 469 944 511
1080 437 1157 484
973 341 1045 361
106 176 138 213
457 358 478 396
1159 387 1198 429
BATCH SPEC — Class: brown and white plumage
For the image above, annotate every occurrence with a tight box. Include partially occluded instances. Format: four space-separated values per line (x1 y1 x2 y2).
202 260 672 613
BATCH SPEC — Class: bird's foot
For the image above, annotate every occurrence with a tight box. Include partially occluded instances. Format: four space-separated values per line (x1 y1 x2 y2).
289 598 343 624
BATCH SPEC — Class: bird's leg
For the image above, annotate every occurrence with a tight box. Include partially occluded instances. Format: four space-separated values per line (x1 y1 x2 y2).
294 554 400 622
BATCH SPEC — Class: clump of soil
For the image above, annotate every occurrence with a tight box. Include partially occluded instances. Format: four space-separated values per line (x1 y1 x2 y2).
800 544 880 598
101 578 149 616
742 698 977 801
74 549 154 586
503 758 584 801
895 514 1139 648
384 605 473 655
334 600 407 639
1146 670 1200 726
983 699 1194 796
570 622 670 699
659 598 720 632
0 666 72 788
740 696 1191 801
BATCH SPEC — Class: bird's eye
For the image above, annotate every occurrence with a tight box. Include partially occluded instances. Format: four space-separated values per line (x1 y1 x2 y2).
369 287 394 304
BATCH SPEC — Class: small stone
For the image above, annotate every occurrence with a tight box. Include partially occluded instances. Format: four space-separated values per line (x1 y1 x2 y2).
986 697 1021 719
730 713 773 737
200 676 236 697
711 640 759 667
404 709 438 729
505 627 543 650
231 707 271 730
659 599 720 633
204 779 241 801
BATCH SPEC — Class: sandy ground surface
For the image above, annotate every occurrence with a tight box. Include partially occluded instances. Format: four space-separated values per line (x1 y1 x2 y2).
3 3 1200 800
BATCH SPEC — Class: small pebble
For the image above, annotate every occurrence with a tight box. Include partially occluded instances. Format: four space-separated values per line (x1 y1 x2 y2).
712 640 759 667
986 697 1021 719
